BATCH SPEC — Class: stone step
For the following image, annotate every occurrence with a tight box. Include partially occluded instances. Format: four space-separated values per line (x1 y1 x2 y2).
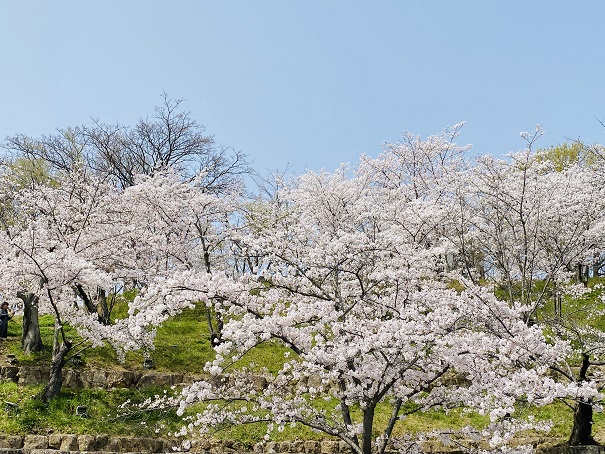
0 364 267 392
0 364 206 390
0 451 129 454
0 436 349 454
0 435 181 454
0 451 190 454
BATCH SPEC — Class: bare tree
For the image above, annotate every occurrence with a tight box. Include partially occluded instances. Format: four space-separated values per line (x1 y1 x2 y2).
4 93 250 193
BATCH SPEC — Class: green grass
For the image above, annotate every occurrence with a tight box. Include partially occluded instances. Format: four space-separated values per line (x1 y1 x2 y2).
5 303 217 372
6 300 294 375
0 381 183 436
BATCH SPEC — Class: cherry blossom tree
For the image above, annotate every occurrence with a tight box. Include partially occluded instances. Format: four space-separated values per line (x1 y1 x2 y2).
0 158 54 352
122 169 243 343
444 130 605 445
0 165 241 401
0 171 140 400
2 95 249 345
133 134 582 453
452 153 604 310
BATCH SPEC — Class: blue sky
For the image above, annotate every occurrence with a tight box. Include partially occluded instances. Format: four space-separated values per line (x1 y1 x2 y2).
1 1 604 176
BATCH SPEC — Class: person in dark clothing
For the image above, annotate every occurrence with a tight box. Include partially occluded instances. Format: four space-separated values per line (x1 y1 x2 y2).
0 302 15 339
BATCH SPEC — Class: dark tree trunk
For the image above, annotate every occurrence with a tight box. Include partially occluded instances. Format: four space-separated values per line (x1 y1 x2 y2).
17 291 44 353
201 239 223 345
569 402 596 446
74 285 111 325
75 284 97 315
95 287 110 325
569 353 597 446
206 307 222 345
362 405 376 454
41 322 71 402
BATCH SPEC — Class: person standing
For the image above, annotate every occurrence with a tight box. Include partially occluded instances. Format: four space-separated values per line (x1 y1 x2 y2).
0 302 15 339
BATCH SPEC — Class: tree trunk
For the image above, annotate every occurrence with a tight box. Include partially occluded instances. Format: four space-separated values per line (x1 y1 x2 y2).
41 322 71 402
568 353 597 446
206 307 222 345
569 401 596 446
362 405 376 454
201 241 223 345
95 287 110 325
17 291 44 353
75 285 112 325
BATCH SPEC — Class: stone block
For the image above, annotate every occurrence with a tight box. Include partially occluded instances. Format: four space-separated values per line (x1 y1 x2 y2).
78 434 97 451
190 438 212 451
209 440 229 454
161 438 182 453
23 435 48 449
107 370 138 388
304 441 321 454
118 436 135 452
62 370 83 389
93 434 110 450
18 366 50 386
59 434 79 451
0 435 24 449
278 442 291 453
0 365 19 382
254 442 268 453
47 434 63 449
137 372 178 388
79 369 95 388
147 437 167 453
290 440 304 453
125 436 164 453
104 436 123 452
29 450 70 454
321 441 340 454
92 369 110 388
187 374 207 384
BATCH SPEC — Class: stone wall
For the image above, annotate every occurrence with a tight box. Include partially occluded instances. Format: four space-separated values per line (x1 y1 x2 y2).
0 435 579 454
0 365 200 390
0 364 273 391
0 434 178 453
0 435 356 454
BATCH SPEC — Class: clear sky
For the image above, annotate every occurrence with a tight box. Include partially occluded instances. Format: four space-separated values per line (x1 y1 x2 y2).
1 1 605 176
